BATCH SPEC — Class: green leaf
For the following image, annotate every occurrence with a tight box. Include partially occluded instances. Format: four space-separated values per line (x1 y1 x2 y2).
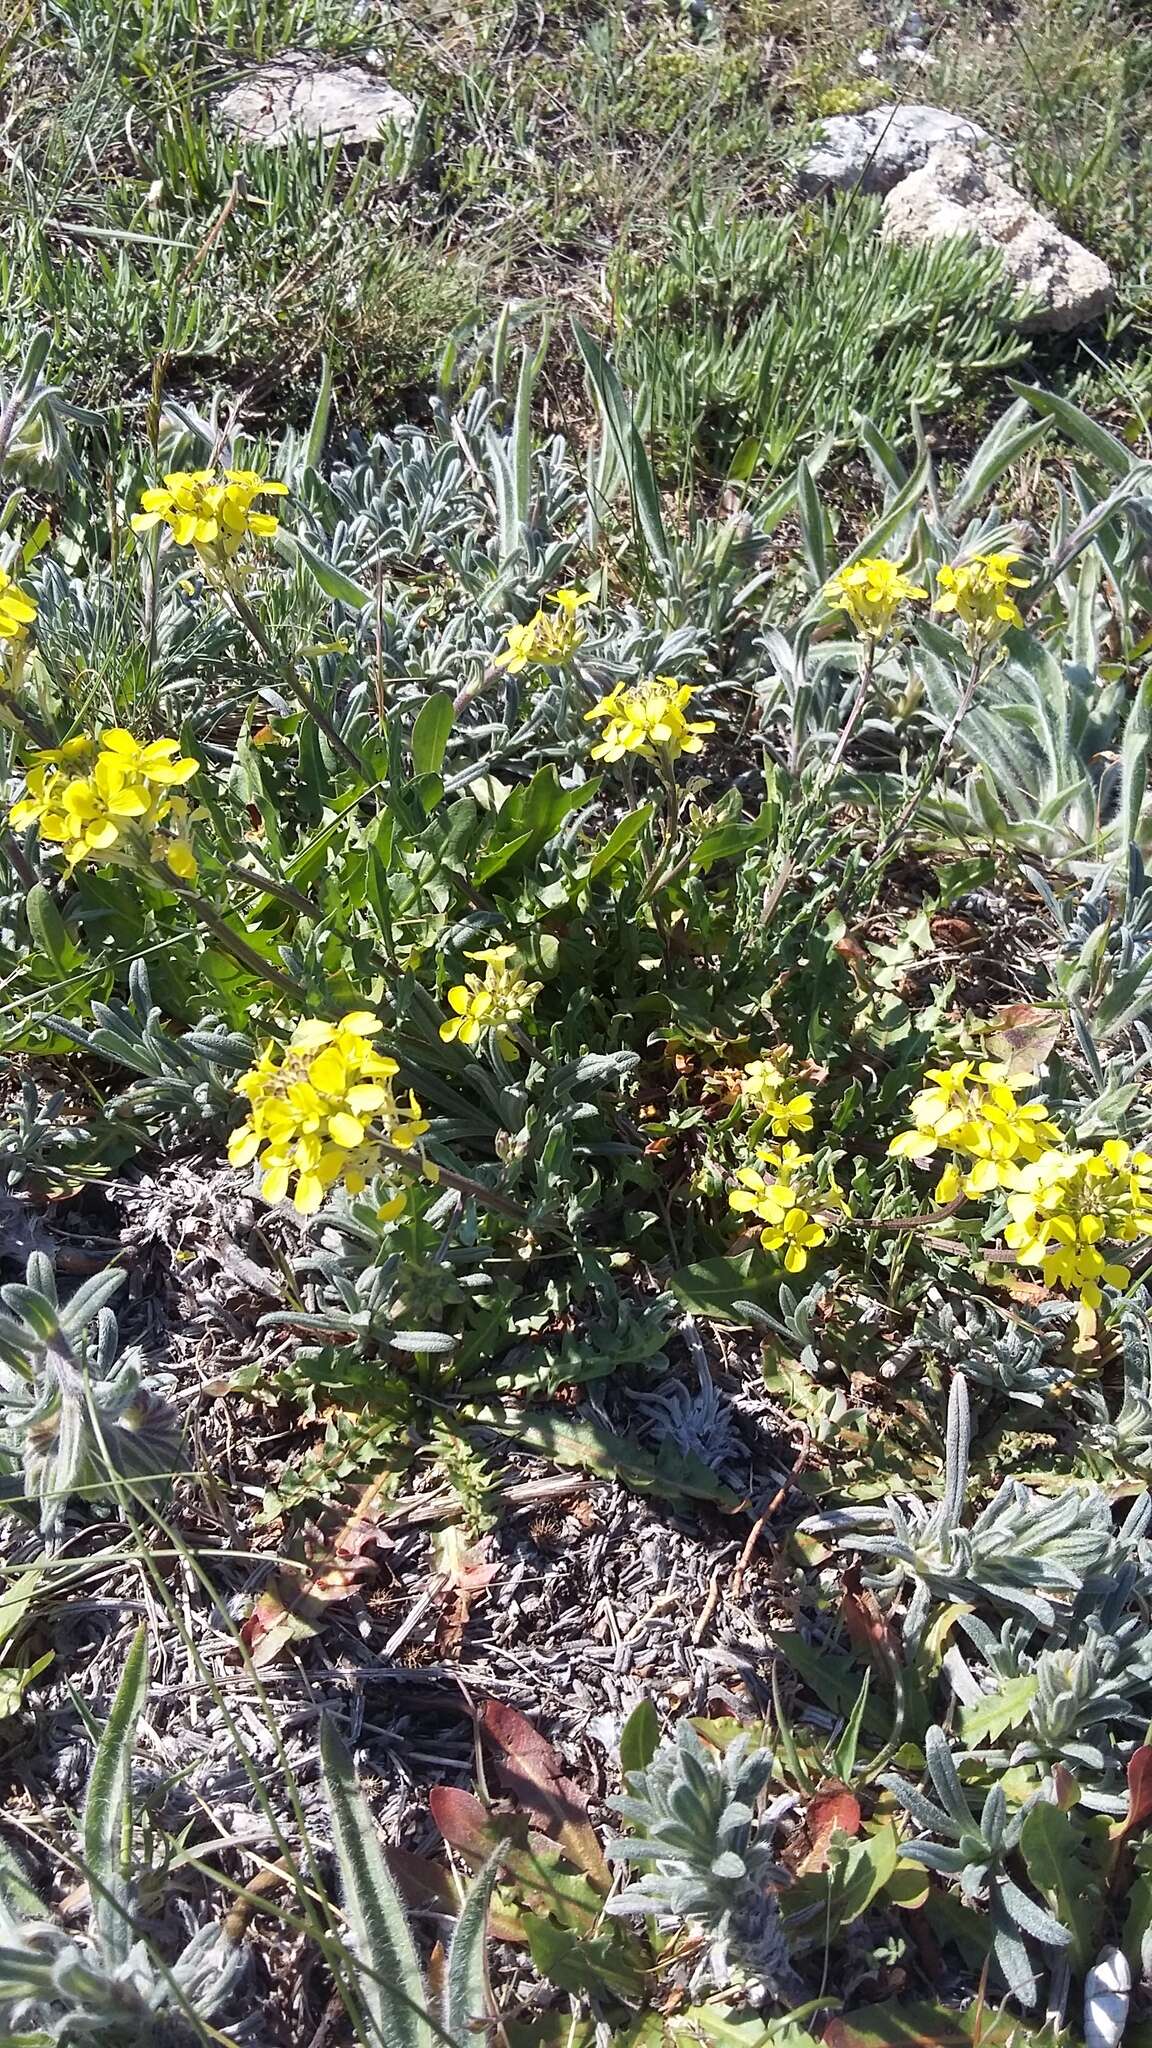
474 831 534 884
668 1245 774 1327
785 1823 899 1939
444 1847 503 2046
619 1700 660 1781
573 319 668 570
524 1912 645 2001
0 1564 42 1654
281 530 371 609
25 884 81 973
587 804 654 880
481 1407 741 1508
1018 1801 1100 1969
959 1673 1038 1746
768 1631 890 1737
1009 380 1135 478
825 1999 1062 2048
832 1671 871 1782
410 693 454 781
319 1718 433 2048
83 1625 148 1969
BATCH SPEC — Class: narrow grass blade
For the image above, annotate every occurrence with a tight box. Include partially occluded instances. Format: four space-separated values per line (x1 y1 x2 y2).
83 1624 148 1968
320 1718 434 2048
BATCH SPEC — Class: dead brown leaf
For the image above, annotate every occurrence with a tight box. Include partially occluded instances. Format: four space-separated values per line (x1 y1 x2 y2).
240 1476 394 1669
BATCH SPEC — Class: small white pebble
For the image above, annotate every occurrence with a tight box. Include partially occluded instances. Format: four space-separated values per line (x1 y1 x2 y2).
856 47 878 69
1085 1946 1131 2048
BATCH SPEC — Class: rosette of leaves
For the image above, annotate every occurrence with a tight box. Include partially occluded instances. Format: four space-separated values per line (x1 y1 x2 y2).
803 1376 1123 1644
0 1632 244 2044
1080 1293 1152 1478
0 1252 182 1535
50 959 252 1140
883 1727 1070 2003
955 1610 1152 1788
910 1292 1072 1407
606 1722 799 1996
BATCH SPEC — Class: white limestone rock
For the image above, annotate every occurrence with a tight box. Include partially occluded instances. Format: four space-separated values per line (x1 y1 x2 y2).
881 145 1114 332
217 55 416 149
797 103 1005 196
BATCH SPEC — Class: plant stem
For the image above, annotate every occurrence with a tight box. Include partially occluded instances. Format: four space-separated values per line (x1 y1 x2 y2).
867 646 987 879
220 861 320 922
226 585 366 779
0 681 51 750
376 1142 555 1231
156 865 309 1005
822 637 877 787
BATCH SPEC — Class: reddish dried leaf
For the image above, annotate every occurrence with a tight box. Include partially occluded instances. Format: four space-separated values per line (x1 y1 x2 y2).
240 1576 325 1668
986 1003 1062 1081
430 1786 508 1862
840 1562 903 1672
240 1478 394 1669
791 1782 863 1876
432 1529 499 1655
481 1702 611 1889
1109 1744 1152 1874
1125 1746 1152 1835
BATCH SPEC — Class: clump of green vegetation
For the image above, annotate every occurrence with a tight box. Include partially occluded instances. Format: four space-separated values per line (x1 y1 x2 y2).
613 194 1029 480
10 0 1152 2041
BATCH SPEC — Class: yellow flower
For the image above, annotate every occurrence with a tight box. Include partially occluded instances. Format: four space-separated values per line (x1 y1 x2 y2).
440 941 543 1060
934 551 1028 645
728 1142 838 1273
823 557 927 639
228 1011 429 1216
131 467 288 568
0 568 36 647
1001 1139 1152 1317
494 588 591 674
10 728 199 874
585 676 715 765
742 1057 815 1138
889 1057 1062 1201
151 795 199 881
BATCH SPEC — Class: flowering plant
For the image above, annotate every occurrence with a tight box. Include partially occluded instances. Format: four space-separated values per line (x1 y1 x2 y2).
228 1012 428 1216
934 550 1028 645
131 467 287 570
823 556 926 638
586 676 714 765
10 728 200 877
494 588 591 673
440 942 543 1060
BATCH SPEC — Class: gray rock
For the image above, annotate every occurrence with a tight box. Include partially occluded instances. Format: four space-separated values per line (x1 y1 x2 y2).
797 103 1006 196
216 54 416 149
881 145 1114 332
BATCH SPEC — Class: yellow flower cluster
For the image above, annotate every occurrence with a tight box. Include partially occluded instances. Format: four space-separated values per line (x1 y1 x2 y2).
586 676 715 765
494 589 591 674
935 552 1027 644
0 568 36 648
729 1142 837 1273
10 729 199 877
889 1059 1062 1201
742 1057 815 1138
229 1012 428 1216
131 468 287 567
823 551 1028 646
440 942 542 1060
823 558 927 639
1003 1141 1152 1314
